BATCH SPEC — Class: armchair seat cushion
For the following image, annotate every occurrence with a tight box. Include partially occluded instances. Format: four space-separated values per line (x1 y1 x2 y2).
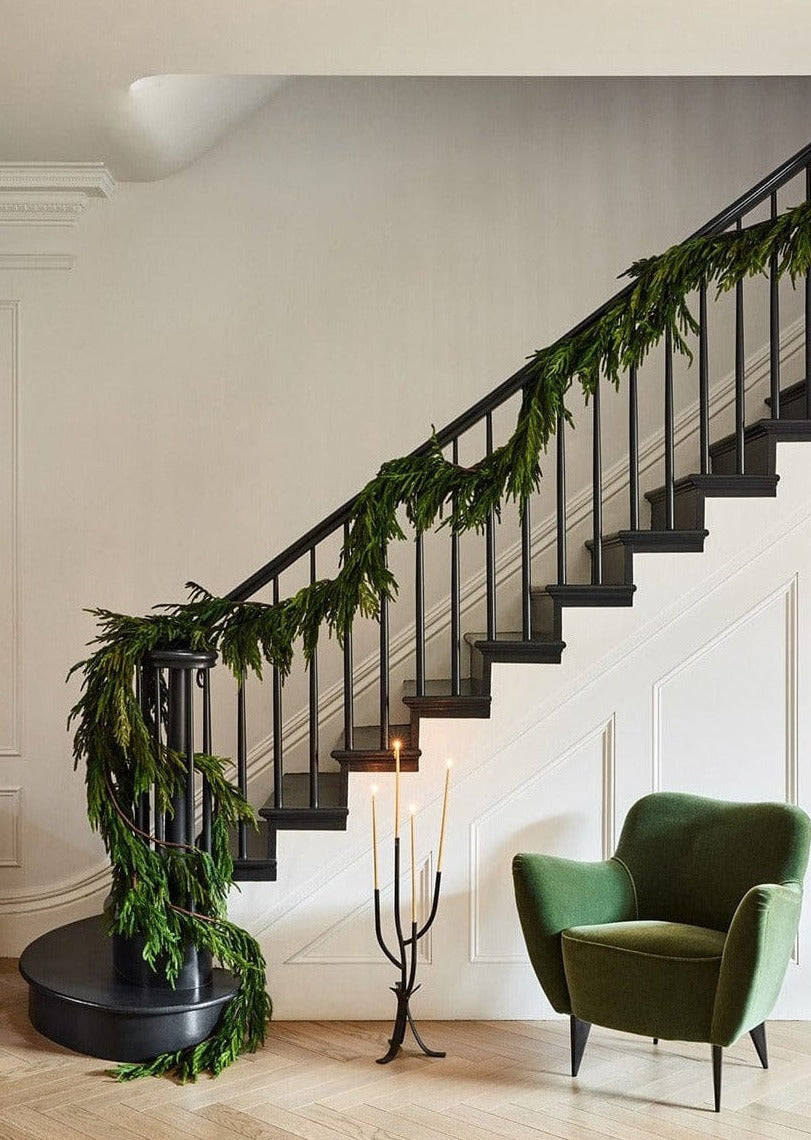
562 920 726 1043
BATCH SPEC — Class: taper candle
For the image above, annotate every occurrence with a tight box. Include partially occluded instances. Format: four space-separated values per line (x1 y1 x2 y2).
410 805 417 924
371 785 379 889
393 739 401 838
437 759 452 872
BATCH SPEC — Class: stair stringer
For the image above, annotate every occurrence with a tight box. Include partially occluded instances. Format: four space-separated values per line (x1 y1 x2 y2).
227 440 811 1020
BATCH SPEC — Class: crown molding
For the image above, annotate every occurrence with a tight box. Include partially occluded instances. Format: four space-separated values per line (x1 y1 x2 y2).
0 163 116 229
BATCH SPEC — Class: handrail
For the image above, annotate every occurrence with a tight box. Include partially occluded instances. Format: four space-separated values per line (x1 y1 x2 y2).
228 139 811 604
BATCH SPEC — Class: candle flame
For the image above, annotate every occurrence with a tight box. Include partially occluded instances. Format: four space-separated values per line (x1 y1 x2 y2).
392 738 402 750
446 758 453 768
371 784 378 796
409 804 417 815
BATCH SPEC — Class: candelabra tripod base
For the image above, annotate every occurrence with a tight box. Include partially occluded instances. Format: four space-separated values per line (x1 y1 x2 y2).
376 985 446 1064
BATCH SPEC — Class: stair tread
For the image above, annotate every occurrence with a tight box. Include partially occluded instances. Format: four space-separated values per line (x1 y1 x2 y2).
646 473 780 503
464 630 561 645
710 417 811 455
585 528 708 551
537 583 636 605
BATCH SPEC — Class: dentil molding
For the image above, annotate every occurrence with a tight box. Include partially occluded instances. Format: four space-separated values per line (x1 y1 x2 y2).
0 163 116 228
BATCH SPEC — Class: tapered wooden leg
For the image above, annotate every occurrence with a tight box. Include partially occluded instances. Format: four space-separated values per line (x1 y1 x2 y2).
570 1016 591 1077
750 1022 768 1069
712 1044 723 1112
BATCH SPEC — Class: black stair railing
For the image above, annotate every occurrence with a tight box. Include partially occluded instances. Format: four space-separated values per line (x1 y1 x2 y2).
201 139 811 856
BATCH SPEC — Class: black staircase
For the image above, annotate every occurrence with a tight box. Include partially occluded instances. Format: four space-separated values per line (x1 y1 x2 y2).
220 139 811 881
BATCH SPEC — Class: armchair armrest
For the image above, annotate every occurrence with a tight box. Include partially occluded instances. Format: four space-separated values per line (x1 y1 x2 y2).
711 882 803 1046
512 853 637 1014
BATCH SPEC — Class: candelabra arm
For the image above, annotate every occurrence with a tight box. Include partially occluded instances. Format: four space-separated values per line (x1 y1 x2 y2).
374 889 403 969
414 870 442 941
407 920 419 993
392 836 406 954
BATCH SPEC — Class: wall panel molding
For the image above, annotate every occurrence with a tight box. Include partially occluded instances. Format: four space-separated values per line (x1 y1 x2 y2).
0 787 21 867
0 301 19 756
285 854 433 965
469 716 616 964
651 577 798 795
0 254 74 272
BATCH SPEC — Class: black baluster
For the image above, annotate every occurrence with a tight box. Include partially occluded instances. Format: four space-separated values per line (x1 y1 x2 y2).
521 496 532 638
309 546 319 809
556 411 567 584
770 191 780 418
592 377 603 583
135 666 149 835
184 666 195 859
415 533 425 696
201 669 212 855
735 217 746 473
272 576 283 809
629 365 639 531
379 558 390 749
806 165 811 420
664 330 675 531
154 666 165 844
237 674 247 860
699 282 710 474
342 524 354 752
485 413 496 640
451 437 461 695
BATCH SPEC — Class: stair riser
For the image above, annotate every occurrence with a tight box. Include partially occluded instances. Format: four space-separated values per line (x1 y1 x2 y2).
711 433 773 477
588 542 630 586
649 488 705 531
529 593 559 639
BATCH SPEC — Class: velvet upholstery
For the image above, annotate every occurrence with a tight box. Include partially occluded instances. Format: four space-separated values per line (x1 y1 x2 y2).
512 793 810 1050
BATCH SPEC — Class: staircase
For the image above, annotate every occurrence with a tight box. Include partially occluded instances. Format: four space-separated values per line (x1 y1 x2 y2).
220 141 811 882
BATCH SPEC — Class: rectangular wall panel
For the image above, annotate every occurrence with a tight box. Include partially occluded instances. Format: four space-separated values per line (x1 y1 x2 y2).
0 787 21 866
0 302 18 756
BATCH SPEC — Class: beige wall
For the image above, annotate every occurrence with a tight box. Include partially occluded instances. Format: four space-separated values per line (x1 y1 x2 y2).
2 76 811 950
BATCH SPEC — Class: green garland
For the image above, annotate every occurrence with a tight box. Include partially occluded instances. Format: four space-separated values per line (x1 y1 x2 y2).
69 199 811 1082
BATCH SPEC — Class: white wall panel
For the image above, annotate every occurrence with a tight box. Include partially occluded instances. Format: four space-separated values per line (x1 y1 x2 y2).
653 579 796 803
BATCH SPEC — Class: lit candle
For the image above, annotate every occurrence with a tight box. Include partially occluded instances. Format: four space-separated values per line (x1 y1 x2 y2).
410 805 417 924
437 759 452 872
393 739 401 839
371 785 379 890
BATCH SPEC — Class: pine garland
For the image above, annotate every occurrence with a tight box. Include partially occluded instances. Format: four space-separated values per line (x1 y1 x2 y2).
69 199 811 1081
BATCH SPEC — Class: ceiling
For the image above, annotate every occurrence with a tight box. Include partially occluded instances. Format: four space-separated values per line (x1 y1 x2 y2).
2 0 810 181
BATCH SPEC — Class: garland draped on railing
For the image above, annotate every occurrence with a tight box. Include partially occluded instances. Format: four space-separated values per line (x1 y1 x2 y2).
69 198 811 1082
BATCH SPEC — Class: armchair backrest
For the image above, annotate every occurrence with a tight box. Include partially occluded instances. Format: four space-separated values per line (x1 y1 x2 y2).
614 792 810 932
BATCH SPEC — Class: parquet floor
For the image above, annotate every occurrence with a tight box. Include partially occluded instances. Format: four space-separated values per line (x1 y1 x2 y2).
2 960 811 1139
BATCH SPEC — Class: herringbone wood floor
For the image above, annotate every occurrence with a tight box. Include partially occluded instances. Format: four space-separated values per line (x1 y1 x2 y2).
3 960 811 1139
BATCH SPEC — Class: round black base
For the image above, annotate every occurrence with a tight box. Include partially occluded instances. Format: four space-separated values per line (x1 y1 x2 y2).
19 916 240 1062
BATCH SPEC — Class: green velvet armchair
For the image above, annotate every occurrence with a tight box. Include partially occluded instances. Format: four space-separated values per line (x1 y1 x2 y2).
512 792 810 1111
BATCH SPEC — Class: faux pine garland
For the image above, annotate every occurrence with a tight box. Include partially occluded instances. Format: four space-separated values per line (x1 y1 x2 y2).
69 199 811 1081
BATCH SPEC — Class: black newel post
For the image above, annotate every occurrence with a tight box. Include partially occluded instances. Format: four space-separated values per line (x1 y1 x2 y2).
18 645 240 1063
112 648 217 991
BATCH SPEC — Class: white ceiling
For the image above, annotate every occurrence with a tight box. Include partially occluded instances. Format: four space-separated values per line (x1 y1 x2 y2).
2 0 810 181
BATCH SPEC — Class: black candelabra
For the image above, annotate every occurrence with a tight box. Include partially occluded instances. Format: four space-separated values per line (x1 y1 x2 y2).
373 840 445 1064
371 746 451 1064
